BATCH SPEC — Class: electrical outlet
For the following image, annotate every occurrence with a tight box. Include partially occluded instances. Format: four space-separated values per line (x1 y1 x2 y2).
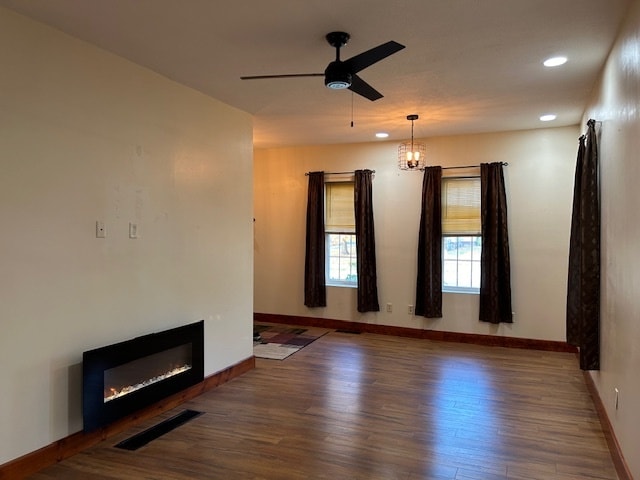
408 305 414 315
386 303 392 313
129 222 138 239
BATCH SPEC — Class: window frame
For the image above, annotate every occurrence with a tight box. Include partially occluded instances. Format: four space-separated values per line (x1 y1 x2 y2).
324 178 357 288
441 176 482 294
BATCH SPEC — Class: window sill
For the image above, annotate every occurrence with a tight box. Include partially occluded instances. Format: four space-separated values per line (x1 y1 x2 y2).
443 288 479 295
326 283 358 289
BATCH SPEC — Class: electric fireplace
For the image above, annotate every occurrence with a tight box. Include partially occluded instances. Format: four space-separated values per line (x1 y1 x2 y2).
83 320 204 431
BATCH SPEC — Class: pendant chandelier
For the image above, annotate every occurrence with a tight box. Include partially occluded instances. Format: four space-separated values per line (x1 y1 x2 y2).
398 114 426 170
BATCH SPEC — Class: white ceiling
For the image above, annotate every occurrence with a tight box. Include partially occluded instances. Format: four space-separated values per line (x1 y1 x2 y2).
0 0 632 148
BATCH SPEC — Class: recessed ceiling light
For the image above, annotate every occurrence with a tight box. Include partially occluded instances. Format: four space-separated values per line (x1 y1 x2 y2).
540 114 557 122
543 56 568 67
375 132 389 138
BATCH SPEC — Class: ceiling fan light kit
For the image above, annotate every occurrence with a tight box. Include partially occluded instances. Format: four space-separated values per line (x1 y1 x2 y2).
324 64 352 89
398 114 427 171
241 31 405 101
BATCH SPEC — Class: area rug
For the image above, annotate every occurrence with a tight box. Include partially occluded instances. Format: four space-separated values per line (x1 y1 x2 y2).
253 324 329 360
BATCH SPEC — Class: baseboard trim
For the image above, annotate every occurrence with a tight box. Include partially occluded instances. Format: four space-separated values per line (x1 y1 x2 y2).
0 356 255 480
254 313 578 353
583 371 633 480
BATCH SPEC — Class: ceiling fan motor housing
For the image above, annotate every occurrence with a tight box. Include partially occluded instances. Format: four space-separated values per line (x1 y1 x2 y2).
325 61 352 89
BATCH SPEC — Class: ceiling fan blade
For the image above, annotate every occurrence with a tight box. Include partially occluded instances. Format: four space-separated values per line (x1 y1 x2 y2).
240 73 324 80
348 74 383 101
343 41 405 74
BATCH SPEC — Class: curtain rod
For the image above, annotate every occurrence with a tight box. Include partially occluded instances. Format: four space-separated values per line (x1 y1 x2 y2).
304 170 375 176
442 162 508 170
303 163 508 175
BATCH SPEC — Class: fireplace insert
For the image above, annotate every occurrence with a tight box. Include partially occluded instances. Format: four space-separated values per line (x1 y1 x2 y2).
83 320 204 431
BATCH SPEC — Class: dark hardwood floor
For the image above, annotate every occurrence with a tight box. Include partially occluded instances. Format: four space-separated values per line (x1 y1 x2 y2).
28 329 618 479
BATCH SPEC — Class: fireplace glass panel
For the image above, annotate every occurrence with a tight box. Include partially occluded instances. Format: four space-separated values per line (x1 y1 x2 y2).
104 343 192 403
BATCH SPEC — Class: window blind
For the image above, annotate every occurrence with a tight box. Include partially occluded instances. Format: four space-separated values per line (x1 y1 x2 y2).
325 182 355 233
442 177 481 234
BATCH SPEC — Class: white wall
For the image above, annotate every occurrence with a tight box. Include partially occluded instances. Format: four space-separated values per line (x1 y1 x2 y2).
0 8 253 464
254 126 578 342
583 0 640 476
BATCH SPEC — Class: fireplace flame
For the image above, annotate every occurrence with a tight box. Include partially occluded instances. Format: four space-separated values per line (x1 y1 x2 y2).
104 364 192 403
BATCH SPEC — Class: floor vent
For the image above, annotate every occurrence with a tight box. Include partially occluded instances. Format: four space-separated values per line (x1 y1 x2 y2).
114 409 203 451
336 329 361 334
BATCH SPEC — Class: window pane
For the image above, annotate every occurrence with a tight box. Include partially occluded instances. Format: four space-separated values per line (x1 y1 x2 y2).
443 260 458 287
471 260 481 288
457 261 472 288
328 257 340 281
328 235 339 255
443 237 458 260
472 238 482 260
458 236 473 260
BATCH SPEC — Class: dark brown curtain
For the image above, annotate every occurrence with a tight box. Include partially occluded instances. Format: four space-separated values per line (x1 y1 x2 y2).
566 119 600 370
354 169 380 312
415 166 442 318
479 162 513 324
304 172 326 308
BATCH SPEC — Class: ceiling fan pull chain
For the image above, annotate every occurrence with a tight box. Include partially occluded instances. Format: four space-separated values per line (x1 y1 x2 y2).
351 91 354 128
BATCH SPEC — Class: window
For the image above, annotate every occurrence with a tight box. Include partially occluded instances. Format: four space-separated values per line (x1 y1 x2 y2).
442 177 481 293
325 181 357 287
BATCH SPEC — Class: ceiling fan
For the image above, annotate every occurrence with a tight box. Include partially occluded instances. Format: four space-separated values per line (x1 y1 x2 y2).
240 32 405 101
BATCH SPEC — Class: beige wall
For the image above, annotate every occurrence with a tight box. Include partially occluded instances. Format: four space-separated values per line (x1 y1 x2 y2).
255 126 578 342
583 0 640 476
0 8 254 464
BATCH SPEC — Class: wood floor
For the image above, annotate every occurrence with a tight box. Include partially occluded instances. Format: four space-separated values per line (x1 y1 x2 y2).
28 329 618 480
